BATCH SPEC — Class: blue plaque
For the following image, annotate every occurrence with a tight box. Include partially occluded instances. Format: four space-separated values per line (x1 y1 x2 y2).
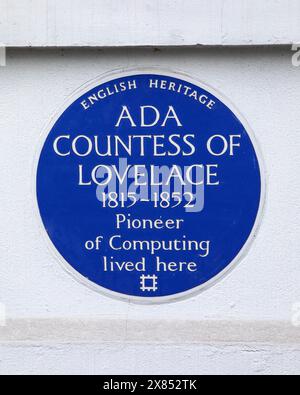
36 69 265 303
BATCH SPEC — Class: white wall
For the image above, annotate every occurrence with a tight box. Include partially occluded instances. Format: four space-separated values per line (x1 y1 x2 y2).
0 47 300 375
1 0 300 47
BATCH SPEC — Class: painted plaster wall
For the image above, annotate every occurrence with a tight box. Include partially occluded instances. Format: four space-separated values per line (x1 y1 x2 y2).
0 47 299 374
1 0 300 47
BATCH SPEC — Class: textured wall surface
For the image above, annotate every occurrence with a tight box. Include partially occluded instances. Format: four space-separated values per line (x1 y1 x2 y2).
0 0 300 47
0 47 299 375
